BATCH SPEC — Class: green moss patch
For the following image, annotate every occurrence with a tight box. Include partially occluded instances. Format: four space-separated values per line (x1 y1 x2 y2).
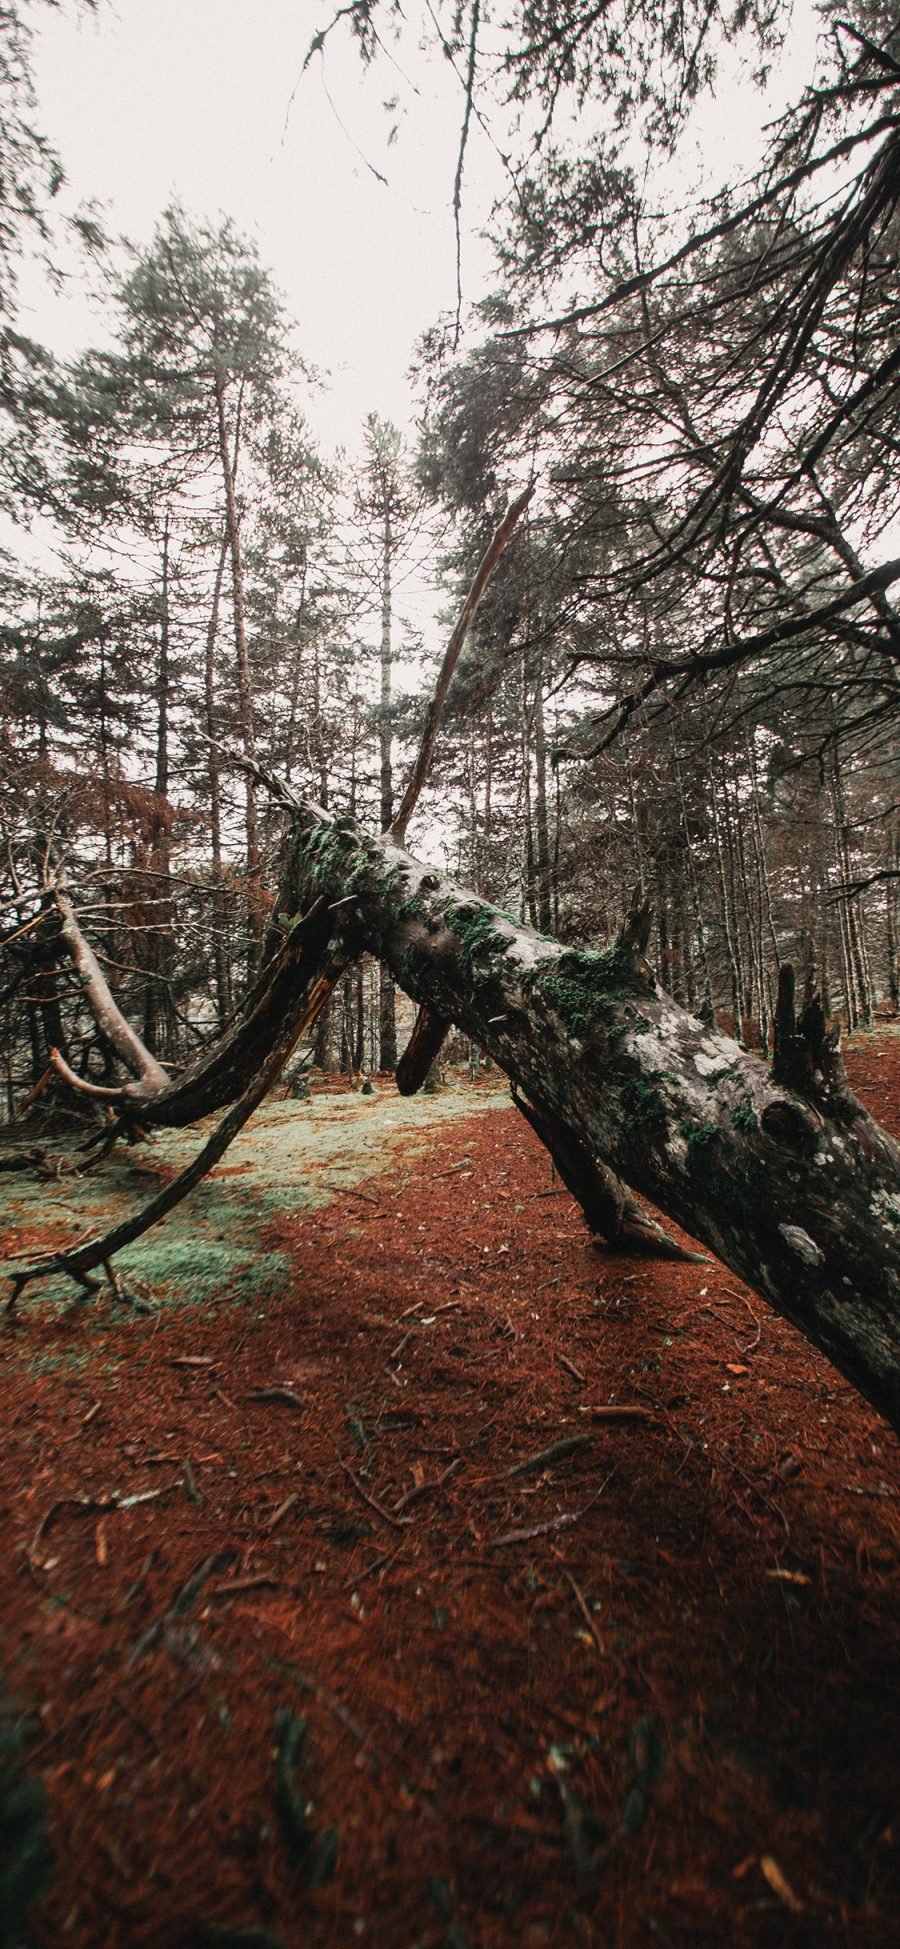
732 1094 759 1134
620 1077 669 1142
527 943 646 1037
680 1121 721 1174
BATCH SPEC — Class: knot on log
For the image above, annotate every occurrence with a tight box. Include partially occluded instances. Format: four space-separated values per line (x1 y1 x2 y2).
760 1098 820 1156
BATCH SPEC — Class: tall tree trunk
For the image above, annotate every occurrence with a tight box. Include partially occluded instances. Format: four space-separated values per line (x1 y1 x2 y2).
142 514 177 1061
830 748 873 1027
516 650 532 924
379 509 393 834
814 775 834 1018
672 744 713 1025
204 525 233 1029
98 630 114 878
284 554 309 785
532 671 553 935
482 705 493 899
378 500 397 1071
214 374 259 944
887 823 900 1013
625 747 646 899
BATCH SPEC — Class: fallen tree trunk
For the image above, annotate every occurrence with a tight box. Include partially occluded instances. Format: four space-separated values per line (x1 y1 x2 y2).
281 802 900 1432
15 796 900 1430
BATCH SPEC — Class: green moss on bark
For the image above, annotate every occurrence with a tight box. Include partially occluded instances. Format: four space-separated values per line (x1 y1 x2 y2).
732 1094 759 1134
526 943 646 1037
620 1077 669 1141
681 1121 721 1174
446 904 513 975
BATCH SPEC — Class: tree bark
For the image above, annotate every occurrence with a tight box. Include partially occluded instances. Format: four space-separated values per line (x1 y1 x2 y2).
214 374 260 935
204 523 234 1029
284 803 900 1432
26 798 900 1432
53 886 169 1095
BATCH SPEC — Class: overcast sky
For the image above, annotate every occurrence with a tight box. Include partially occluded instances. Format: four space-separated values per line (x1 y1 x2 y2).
23 1 823 469
24 0 506 457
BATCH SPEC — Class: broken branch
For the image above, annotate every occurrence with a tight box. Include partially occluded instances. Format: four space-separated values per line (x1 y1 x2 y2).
391 484 533 843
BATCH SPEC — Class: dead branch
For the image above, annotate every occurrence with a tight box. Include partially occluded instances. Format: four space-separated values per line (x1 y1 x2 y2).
7 914 344 1306
391 483 533 843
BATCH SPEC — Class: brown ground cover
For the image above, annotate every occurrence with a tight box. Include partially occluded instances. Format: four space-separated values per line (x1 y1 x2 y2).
1 1037 900 1948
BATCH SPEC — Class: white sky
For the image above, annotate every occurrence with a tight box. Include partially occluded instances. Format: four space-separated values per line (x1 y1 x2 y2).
24 0 504 458
23 0 824 465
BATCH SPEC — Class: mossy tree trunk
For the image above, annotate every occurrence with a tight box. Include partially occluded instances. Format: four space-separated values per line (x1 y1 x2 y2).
284 801 900 1432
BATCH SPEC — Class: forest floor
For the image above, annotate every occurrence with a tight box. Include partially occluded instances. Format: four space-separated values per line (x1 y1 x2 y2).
1 1038 899 1949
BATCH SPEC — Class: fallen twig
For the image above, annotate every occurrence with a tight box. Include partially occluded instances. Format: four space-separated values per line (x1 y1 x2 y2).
720 1286 763 1352
265 1492 300 1532
344 1540 407 1587
247 1386 305 1411
504 1433 593 1478
210 1573 279 1596
126 1547 236 1665
325 1179 378 1204
116 1552 155 1612
28 1484 173 1565
558 1353 586 1383
564 1570 603 1654
393 1458 460 1513
488 1471 616 1548
488 1510 587 1548
340 1461 411 1530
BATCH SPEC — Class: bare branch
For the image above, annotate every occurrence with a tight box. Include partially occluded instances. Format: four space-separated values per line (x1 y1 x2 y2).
391 483 534 843
53 882 170 1094
8 924 345 1307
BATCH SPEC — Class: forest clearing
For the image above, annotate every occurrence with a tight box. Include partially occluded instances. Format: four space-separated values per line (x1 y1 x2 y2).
1 1040 899 1948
